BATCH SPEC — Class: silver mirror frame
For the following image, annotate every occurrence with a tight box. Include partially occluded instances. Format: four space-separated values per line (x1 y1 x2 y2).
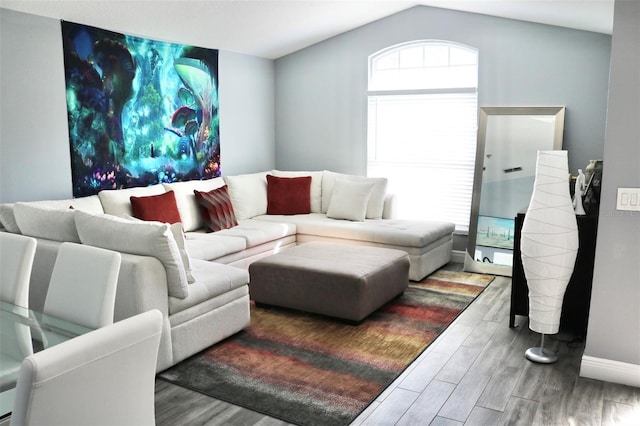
464 106 565 276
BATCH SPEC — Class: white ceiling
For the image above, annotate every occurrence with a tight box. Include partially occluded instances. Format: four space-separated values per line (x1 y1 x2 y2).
0 0 614 59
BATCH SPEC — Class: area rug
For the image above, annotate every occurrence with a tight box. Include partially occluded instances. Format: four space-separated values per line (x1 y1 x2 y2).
159 269 494 425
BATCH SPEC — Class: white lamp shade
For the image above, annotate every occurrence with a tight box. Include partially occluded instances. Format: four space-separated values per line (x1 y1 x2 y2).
521 150 579 334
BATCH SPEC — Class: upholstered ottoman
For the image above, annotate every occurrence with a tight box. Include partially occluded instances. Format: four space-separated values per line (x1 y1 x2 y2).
248 242 410 321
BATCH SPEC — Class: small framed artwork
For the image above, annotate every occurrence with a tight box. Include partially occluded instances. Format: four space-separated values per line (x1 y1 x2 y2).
476 215 515 250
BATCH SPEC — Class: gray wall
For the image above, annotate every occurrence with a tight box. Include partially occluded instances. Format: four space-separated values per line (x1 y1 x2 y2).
274 5 611 177
584 0 640 368
0 8 275 203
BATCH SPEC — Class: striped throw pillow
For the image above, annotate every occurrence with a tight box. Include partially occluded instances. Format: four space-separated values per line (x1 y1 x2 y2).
194 185 238 232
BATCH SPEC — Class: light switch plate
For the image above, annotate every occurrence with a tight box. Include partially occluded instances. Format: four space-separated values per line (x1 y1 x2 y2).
616 188 640 211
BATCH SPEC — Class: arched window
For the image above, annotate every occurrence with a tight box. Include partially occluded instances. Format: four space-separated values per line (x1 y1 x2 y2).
368 40 478 232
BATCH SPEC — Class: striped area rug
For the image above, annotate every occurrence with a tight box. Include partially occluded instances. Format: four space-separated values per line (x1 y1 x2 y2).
159 269 493 425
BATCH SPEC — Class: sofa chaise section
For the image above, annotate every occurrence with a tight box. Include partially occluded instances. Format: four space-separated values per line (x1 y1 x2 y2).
255 213 454 280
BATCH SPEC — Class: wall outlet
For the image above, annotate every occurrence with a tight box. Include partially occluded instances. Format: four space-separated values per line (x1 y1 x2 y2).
616 188 640 211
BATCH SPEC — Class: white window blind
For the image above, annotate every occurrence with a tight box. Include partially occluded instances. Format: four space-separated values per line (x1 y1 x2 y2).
367 41 478 232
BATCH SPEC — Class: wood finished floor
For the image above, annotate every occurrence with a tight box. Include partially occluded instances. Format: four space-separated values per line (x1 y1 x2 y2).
155 263 640 425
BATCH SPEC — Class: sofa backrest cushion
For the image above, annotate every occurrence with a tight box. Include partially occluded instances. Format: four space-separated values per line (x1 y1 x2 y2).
98 184 166 217
321 171 388 219
223 172 268 220
74 211 189 299
130 191 182 224
193 186 239 232
162 177 225 232
1 196 104 235
270 170 323 213
266 175 312 215
25 195 105 214
326 179 375 222
13 203 81 242
121 214 195 284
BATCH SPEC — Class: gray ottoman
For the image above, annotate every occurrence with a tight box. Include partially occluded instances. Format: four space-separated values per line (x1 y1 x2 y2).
248 242 410 321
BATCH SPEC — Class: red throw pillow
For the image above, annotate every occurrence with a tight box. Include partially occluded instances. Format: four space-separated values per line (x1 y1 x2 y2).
266 175 312 215
194 186 238 232
130 191 182 224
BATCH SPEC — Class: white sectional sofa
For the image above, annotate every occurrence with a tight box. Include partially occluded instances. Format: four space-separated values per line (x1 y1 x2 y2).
0 169 455 371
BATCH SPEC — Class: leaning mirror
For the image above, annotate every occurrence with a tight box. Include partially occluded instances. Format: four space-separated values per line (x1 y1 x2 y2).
464 106 565 276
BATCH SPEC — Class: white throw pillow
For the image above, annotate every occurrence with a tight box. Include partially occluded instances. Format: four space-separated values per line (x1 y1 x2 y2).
326 179 375 222
322 171 387 219
13 203 80 242
74 211 189 299
163 178 225 232
223 172 268 220
98 184 166 217
271 170 323 213
0 203 20 233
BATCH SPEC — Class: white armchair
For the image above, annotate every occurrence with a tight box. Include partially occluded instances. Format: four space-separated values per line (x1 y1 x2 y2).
10 309 163 426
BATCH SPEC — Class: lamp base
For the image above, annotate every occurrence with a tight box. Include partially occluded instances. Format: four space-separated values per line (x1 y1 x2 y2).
525 346 558 364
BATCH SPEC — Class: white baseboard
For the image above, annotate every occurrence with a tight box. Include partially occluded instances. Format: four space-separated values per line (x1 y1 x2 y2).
451 250 466 264
580 355 640 387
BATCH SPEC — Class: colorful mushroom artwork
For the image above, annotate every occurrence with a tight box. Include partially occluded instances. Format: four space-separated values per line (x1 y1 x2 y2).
61 21 220 197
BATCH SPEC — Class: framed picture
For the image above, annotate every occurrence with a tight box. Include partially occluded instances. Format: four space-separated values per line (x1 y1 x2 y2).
61 21 220 197
476 215 515 250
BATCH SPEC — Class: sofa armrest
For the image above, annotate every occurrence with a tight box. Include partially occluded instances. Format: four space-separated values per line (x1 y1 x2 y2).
382 193 397 219
113 253 170 321
113 253 173 371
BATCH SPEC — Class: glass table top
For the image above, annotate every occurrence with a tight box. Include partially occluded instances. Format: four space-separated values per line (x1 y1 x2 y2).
0 300 93 418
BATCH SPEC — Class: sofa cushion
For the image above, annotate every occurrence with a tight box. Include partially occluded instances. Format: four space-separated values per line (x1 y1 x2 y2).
0 204 20 233
130 191 182 224
98 184 166 217
12 203 80 242
2 196 104 235
121 214 195 284
326 179 375 222
168 259 248 316
25 195 105 213
162 178 225 232
254 213 455 248
223 172 268 220
266 174 311 215
74 211 189 299
271 170 323 213
184 233 247 261
322 171 388 219
214 219 297 248
194 186 238 232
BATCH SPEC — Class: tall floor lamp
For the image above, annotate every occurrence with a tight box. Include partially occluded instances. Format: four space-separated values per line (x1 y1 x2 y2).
520 150 579 363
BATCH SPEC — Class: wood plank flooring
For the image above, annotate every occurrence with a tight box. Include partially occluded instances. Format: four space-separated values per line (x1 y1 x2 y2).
155 263 640 425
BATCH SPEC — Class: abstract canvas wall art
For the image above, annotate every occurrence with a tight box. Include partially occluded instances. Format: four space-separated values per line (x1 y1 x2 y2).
61 21 220 197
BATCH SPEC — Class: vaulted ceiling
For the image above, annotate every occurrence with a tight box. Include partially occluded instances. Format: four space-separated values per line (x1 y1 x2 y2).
0 0 614 59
